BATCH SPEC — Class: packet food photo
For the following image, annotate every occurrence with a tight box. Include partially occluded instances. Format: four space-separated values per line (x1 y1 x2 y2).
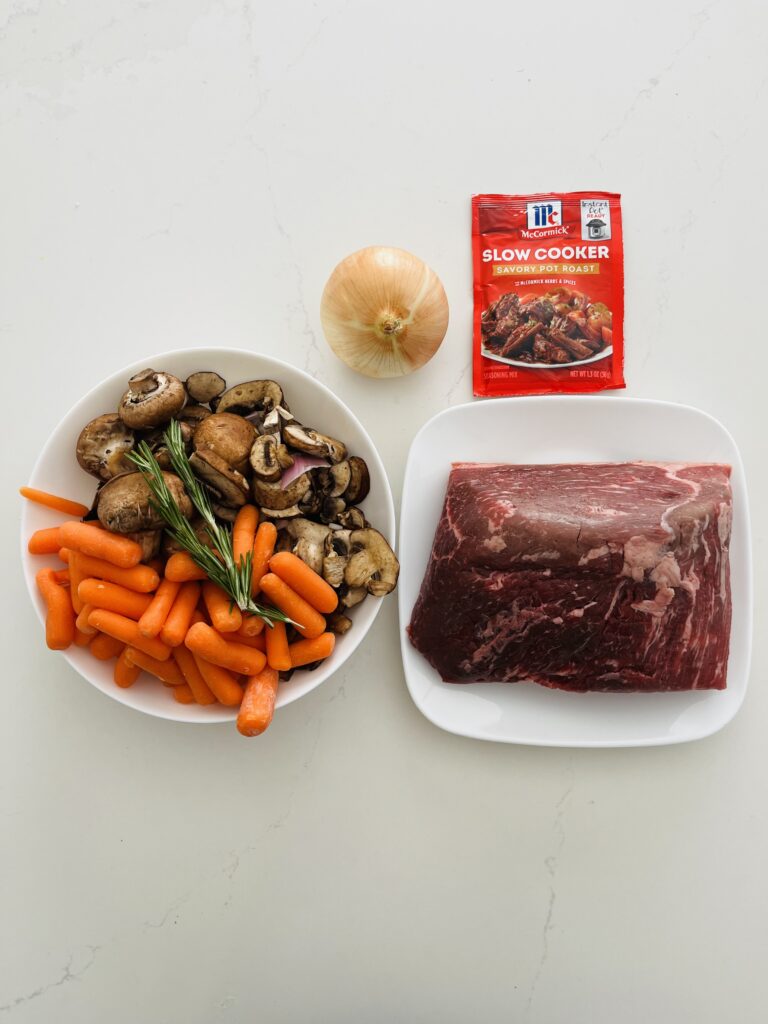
472 192 625 397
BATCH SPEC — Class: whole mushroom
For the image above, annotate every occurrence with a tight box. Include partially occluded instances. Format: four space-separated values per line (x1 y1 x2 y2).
119 369 186 429
76 414 135 481
97 471 192 534
193 413 256 475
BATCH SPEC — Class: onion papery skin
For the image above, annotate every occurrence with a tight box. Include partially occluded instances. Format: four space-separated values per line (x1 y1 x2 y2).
320 246 449 378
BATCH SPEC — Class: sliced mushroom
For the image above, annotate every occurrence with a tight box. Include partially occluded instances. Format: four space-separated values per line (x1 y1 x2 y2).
344 456 370 504
283 423 347 464
262 405 295 435
273 528 294 555
315 461 352 498
193 413 256 475
119 369 186 429
282 519 332 575
97 471 192 534
259 504 303 519
189 450 249 507
327 612 353 635
139 421 193 469
76 414 135 481
339 584 368 609
322 529 351 588
253 472 314 511
124 529 162 561
344 528 399 597
211 502 240 523
185 371 226 405
250 434 294 482
216 380 285 417
337 507 369 530
176 404 212 433
319 496 347 524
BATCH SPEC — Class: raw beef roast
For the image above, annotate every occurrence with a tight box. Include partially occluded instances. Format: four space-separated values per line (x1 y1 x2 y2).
408 463 733 692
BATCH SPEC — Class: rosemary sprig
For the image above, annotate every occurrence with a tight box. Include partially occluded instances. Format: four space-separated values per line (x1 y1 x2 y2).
127 420 291 626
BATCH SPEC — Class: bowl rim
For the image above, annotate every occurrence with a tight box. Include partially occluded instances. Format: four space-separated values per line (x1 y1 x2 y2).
21 346 396 724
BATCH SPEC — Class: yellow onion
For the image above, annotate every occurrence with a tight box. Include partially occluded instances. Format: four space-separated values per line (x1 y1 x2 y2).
320 246 449 378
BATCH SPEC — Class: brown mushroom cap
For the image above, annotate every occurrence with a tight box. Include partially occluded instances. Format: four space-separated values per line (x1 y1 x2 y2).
76 414 135 481
194 413 256 474
185 371 226 405
97 471 192 534
119 369 186 429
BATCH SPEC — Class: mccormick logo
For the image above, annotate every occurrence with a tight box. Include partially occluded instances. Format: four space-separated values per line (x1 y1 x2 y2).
527 199 562 229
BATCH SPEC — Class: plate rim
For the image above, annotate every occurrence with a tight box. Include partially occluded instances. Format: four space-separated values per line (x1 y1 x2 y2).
481 343 613 371
21 346 396 725
397 394 753 748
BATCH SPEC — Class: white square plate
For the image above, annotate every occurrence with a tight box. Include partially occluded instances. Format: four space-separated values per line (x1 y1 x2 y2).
398 397 752 747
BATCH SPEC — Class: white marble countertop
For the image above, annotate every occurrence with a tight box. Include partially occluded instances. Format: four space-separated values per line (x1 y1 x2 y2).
2 1 766 1020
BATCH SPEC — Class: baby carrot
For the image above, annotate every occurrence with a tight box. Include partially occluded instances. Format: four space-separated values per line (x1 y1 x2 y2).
63 552 159 593
258 574 325 639
68 551 86 614
230 631 266 652
89 633 125 661
160 582 201 647
288 632 335 668
192 654 244 706
36 568 75 650
237 667 280 737
268 551 338 614
20 486 89 518
202 581 242 633
172 647 217 705
114 648 141 688
88 609 171 661
75 603 98 636
233 505 259 566
28 527 63 555
172 684 195 704
265 620 291 672
78 578 153 620
238 614 265 638
74 627 93 647
251 522 277 595
185 621 266 676
138 578 181 638
124 647 185 685
52 568 70 585
60 521 142 569
164 552 208 583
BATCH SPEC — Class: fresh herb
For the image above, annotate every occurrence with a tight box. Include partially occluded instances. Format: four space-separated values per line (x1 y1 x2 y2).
127 420 290 626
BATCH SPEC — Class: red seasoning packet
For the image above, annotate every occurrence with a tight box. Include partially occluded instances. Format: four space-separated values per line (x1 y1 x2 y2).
472 192 625 397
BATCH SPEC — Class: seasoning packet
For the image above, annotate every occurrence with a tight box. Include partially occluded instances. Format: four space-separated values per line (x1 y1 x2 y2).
472 192 625 397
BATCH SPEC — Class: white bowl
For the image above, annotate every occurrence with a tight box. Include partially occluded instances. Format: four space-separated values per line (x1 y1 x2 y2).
398 397 752 747
21 348 395 724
